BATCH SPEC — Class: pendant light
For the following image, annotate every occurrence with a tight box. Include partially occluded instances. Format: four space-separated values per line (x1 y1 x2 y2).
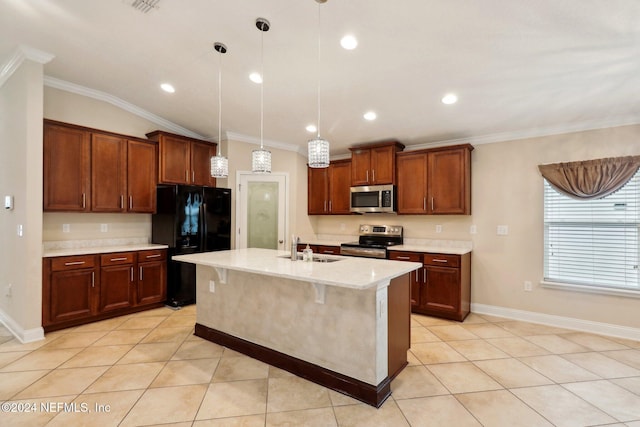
252 18 272 174
210 42 229 178
307 0 330 168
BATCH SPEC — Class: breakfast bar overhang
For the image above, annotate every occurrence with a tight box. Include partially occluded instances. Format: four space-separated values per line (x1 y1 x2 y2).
172 248 421 407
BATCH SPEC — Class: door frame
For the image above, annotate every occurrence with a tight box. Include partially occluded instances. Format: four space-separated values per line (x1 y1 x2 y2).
235 171 290 251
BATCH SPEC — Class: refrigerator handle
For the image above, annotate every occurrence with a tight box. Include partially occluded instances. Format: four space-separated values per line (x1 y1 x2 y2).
200 202 207 252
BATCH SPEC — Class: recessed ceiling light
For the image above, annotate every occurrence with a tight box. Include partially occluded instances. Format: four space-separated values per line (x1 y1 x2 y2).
306 124 317 133
249 72 262 84
340 35 358 50
363 111 377 121
442 93 458 104
160 83 175 93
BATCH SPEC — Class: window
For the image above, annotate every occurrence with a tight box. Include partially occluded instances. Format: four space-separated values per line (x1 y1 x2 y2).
543 169 640 292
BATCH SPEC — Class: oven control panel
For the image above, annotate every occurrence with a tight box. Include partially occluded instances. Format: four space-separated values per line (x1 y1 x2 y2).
359 224 403 237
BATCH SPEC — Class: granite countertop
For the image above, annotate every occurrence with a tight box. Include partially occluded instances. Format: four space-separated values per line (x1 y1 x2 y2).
42 238 168 258
299 236 472 255
173 248 421 290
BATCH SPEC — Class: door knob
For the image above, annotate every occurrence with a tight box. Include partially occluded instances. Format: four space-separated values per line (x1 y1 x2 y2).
278 240 283 244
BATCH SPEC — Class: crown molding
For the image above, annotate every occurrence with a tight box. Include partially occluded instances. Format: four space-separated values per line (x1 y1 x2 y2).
0 45 54 88
43 76 205 139
226 131 305 155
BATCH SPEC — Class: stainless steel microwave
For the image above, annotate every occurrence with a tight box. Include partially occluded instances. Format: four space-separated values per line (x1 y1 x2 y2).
350 185 396 213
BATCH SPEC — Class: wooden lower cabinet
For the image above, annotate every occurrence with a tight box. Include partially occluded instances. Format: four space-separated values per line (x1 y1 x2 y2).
43 249 167 331
389 250 471 321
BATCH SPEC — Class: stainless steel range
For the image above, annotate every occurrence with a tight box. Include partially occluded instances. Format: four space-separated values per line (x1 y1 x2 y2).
340 224 403 259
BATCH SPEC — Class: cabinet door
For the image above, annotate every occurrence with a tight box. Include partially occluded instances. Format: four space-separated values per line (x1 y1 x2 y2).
328 161 351 214
308 167 329 214
91 133 127 212
137 261 166 305
396 153 428 214
50 269 95 323
191 141 216 187
43 123 91 211
350 149 371 186
99 264 135 312
158 135 190 184
388 251 422 308
427 148 471 214
370 145 395 184
423 265 460 314
127 140 157 213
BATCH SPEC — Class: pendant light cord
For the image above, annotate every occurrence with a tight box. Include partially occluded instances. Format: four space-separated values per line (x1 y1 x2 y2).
217 48 222 156
316 1 321 139
260 24 265 150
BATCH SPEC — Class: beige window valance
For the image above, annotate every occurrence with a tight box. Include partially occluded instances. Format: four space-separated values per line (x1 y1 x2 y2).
538 155 640 200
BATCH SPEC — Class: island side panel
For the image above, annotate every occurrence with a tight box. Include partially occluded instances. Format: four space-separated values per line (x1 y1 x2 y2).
387 273 410 380
195 265 383 385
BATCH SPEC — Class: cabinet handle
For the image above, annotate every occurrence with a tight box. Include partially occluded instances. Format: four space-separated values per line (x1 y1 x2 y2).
130 267 134 282
91 271 95 288
396 256 411 260
372 169 375 182
129 196 133 210
192 171 195 182
82 193 86 209
415 269 419 281
186 170 189 182
431 197 434 211
324 200 327 212
64 261 85 266
324 250 335 254
146 254 161 259
366 170 369 183
120 195 124 209
329 200 332 212
423 197 426 211
110 257 127 262
139 266 143 281
432 259 448 263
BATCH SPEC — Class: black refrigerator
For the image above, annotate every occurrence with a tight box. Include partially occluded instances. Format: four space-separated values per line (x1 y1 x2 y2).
152 185 231 307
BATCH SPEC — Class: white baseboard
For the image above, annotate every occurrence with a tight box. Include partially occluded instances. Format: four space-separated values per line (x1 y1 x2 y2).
0 308 44 343
471 303 640 342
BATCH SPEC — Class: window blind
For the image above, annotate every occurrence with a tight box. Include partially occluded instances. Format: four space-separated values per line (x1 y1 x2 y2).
543 169 640 290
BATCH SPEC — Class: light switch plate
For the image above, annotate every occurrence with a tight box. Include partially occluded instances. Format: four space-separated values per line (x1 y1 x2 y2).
100 224 108 232
62 224 70 233
435 225 443 233
470 225 477 234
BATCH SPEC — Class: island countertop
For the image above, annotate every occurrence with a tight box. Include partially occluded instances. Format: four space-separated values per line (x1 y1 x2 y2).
172 248 421 290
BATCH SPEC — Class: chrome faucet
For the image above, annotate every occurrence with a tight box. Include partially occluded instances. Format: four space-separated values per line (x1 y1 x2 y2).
291 235 299 260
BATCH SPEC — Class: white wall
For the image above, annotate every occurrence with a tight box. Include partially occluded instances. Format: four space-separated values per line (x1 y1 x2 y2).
314 125 640 331
0 59 44 341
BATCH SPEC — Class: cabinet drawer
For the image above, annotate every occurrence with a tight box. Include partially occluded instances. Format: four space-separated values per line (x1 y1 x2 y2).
138 249 167 262
317 245 339 255
423 253 460 268
51 255 96 272
101 252 135 266
388 251 422 262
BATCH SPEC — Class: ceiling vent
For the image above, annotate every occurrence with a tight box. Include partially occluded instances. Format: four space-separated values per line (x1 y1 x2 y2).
130 0 160 13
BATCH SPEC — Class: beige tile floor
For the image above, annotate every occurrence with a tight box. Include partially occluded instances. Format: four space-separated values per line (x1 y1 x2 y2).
1 307 640 426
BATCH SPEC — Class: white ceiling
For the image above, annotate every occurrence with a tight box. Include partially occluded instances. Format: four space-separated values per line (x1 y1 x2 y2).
2 0 639 155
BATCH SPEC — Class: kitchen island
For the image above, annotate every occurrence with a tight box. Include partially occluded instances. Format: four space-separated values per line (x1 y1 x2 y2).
172 248 421 407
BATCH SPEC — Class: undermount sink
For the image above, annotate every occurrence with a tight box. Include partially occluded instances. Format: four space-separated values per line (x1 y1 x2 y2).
278 254 342 263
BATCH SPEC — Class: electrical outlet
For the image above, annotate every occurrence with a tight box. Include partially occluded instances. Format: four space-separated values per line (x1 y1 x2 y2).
62 224 70 233
524 281 532 291
209 280 215 293
470 225 477 234
100 224 108 233
16 224 23 237
497 225 509 235
435 225 443 233
340 223 346 231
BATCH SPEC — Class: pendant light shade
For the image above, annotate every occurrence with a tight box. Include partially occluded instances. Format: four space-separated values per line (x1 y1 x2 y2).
210 42 229 178
307 0 330 168
252 18 272 173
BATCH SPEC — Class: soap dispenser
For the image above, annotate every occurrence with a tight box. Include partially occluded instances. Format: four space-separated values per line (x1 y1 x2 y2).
302 244 313 262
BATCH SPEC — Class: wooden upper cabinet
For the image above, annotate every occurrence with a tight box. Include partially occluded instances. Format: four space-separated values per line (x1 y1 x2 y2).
328 160 352 214
396 152 428 214
127 139 157 213
349 140 404 186
91 133 127 212
308 166 329 214
396 144 473 215
43 121 91 212
427 145 473 215
146 130 217 187
190 141 216 187
44 120 158 213
307 160 352 215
